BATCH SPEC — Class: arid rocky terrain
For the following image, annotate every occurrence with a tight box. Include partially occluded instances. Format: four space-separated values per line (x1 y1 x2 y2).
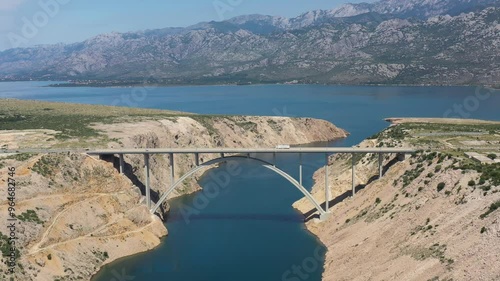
0 99 348 281
294 118 500 281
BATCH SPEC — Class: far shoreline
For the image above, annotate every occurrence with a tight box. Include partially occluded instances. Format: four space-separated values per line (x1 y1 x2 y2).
1 80 497 90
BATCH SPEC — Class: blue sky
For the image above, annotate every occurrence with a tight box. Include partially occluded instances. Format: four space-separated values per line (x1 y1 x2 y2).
0 0 372 51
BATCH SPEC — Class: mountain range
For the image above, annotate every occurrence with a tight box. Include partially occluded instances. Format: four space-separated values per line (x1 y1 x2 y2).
0 0 499 86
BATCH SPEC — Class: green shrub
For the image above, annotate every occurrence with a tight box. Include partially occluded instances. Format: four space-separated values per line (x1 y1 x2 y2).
468 180 476 187
437 182 446 192
480 200 500 219
487 154 497 160
0 232 20 258
480 185 491 192
18 210 43 224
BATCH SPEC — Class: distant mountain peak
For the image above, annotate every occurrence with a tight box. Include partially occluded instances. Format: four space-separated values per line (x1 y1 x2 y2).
0 0 498 86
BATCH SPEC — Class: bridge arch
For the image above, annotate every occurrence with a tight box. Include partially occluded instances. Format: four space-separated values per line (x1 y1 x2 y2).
150 156 327 217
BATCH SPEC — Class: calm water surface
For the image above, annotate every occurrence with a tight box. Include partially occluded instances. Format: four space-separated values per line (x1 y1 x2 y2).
1 82 499 281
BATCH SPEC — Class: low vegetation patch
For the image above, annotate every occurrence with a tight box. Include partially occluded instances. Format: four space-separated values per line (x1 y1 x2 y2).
460 163 500 186
0 99 187 140
17 210 43 224
267 119 282 132
401 164 425 188
235 121 258 133
479 200 500 219
3 153 37 162
0 232 20 258
191 115 221 137
92 250 110 261
32 155 63 177
408 243 454 268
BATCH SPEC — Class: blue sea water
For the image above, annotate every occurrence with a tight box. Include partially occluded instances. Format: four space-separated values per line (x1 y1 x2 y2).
1 82 499 281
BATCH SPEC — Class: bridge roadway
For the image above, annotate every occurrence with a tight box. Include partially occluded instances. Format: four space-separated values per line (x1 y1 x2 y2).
1 147 415 155
1 147 415 221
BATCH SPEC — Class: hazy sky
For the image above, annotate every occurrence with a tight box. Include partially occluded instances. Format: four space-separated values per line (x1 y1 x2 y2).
0 0 372 51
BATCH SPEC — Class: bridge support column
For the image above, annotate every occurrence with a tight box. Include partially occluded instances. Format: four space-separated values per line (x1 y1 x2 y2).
378 153 383 179
194 153 199 166
299 153 303 187
397 153 406 161
144 154 151 209
273 152 276 167
119 154 124 174
169 153 174 186
352 153 356 197
325 153 330 212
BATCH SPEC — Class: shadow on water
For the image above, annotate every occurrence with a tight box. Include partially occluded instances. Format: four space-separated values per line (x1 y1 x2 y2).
167 212 306 223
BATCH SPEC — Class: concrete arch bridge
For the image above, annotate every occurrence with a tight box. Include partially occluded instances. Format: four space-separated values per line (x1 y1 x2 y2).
87 147 414 221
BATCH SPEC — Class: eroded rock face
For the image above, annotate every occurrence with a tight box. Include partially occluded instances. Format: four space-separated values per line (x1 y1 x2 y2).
0 115 347 281
95 115 348 203
294 121 500 281
0 153 167 281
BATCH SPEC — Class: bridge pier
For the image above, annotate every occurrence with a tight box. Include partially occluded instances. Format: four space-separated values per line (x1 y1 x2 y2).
352 153 356 197
169 153 174 187
397 152 406 161
144 154 151 209
119 154 125 174
378 153 383 179
325 153 330 212
194 153 200 166
299 153 303 187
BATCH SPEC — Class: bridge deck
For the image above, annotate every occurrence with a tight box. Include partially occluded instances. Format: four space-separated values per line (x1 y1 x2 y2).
87 147 415 155
0 147 415 155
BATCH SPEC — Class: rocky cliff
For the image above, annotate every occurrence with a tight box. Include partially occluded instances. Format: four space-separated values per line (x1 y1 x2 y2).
294 118 500 281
